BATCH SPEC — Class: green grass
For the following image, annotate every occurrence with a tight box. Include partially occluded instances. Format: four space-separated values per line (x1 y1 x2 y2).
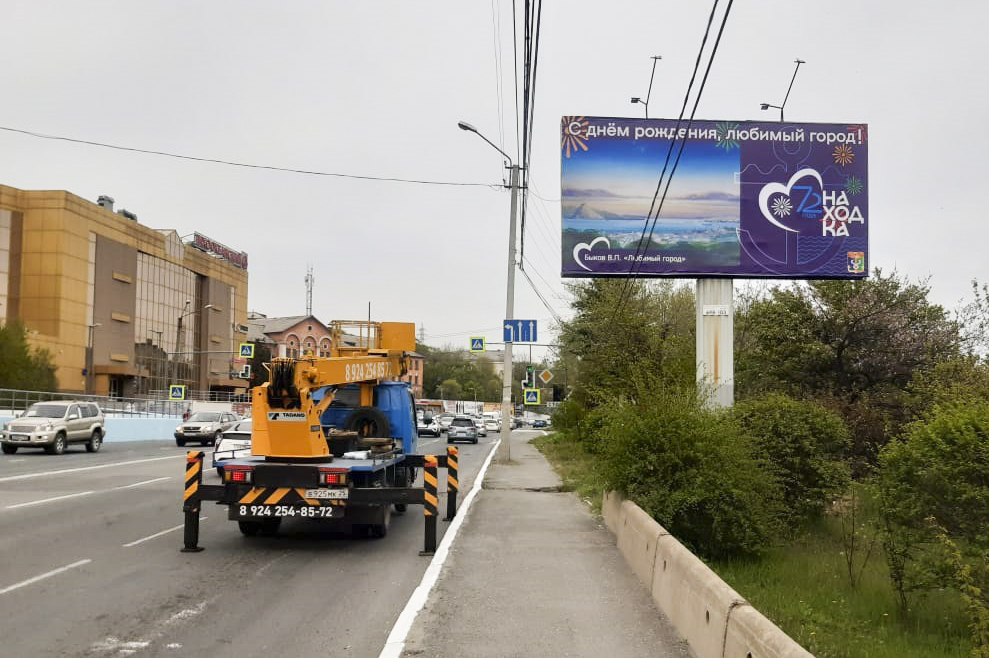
533 431 974 658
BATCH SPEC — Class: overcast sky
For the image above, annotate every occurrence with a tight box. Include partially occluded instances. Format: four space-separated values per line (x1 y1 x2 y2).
2 1 986 361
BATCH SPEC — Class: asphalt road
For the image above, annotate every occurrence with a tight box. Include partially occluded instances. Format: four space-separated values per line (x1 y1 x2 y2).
0 432 494 658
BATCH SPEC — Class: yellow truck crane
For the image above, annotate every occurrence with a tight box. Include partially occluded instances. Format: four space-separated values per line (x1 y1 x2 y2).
180 320 457 553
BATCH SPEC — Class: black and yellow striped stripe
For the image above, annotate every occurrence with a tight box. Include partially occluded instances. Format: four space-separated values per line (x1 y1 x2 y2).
236 487 346 507
423 455 438 516
184 451 204 503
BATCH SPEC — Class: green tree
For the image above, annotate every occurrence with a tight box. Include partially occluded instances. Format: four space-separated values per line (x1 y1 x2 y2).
879 400 989 613
0 322 57 391
735 270 962 470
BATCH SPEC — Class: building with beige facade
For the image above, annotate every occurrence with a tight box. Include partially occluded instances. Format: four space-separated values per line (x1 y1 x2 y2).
0 184 250 398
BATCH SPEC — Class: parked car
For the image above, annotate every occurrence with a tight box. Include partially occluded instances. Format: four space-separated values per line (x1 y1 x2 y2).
1 401 105 455
174 411 240 446
446 416 478 444
212 419 252 477
417 414 441 437
531 418 549 429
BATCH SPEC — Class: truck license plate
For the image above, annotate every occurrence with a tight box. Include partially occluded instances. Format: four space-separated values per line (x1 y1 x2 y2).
305 488 349 500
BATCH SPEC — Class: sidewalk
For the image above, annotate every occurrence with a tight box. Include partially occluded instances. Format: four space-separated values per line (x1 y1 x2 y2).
400 431 692 658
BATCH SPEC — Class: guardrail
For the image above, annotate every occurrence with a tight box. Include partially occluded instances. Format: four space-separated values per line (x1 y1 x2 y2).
0 388 185 418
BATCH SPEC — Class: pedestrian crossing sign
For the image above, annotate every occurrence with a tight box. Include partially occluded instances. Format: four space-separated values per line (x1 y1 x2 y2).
169 385 186 401
239 343 254 358
524 389 540 405
470 336 485 353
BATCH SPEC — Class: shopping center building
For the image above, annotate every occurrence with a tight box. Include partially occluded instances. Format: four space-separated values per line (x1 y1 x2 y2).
0 184 250 398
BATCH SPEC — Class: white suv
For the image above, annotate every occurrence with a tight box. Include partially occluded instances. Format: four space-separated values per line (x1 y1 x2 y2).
1 401 106 455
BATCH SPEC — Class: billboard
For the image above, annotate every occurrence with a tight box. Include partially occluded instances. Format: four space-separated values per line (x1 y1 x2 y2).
560 117 868 279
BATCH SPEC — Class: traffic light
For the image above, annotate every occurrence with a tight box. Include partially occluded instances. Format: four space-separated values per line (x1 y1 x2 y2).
525 365 535 388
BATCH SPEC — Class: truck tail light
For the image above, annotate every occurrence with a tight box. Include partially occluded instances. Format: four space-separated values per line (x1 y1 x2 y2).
318 469 346 485
226 466 253 483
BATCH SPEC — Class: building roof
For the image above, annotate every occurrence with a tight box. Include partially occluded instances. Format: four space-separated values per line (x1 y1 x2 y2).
251 315 313 334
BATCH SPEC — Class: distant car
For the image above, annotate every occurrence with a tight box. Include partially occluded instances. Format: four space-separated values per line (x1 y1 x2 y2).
436 414 455 432
484 418 501 432
471 417 488 437
531 419 548 429
175 411 240 446
417 415 441 437
1 401 105 455
447 416 478 444
212 419 252 476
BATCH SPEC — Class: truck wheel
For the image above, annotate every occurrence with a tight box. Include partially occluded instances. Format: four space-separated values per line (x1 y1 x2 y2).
344 407 391 438
369 506 391 539
1 444 17 454
86 429 103 453
239 521 261 536
46 433 67 455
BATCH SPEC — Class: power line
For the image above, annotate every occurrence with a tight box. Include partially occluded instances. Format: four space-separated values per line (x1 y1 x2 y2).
0 125 496 188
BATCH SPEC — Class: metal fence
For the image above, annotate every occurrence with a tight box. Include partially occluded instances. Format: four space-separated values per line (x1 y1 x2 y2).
1 389 188 418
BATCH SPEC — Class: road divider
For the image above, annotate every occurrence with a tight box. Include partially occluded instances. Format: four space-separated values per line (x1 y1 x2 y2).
603 491 813 658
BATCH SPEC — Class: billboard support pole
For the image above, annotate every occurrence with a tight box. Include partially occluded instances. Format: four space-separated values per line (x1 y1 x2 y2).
696 279 734 408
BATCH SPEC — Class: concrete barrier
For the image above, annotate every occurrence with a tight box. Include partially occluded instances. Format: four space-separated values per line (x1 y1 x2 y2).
602 489 625 535
602 491 813 658
723 604 814 658
616 500 665 587
1 416 179 443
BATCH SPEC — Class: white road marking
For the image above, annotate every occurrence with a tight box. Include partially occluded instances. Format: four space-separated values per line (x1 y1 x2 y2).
0 455 180 483
6 491 95 509
90 600 210 655
0 558 92 595
378 438 500 658
123 517 207 547
114 476 170 489
5 477 172 511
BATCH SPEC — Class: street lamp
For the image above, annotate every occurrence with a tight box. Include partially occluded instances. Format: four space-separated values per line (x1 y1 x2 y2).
760 58 805 122
86 322 101 395
172 302 214 392
630 55 662 118
457 119 520 461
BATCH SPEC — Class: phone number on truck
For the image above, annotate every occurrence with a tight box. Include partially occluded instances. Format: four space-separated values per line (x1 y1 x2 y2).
236 505 339 518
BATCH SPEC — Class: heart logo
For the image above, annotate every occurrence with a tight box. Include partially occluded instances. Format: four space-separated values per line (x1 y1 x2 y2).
572 236 611 271
758 167 823 233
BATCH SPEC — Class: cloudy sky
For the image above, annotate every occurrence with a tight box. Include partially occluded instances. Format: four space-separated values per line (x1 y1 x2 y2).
2 1 986 360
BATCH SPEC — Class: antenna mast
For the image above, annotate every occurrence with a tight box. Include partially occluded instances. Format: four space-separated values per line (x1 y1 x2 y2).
305 265 313 316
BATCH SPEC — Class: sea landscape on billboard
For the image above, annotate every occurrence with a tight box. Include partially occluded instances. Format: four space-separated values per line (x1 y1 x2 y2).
561 138 742 270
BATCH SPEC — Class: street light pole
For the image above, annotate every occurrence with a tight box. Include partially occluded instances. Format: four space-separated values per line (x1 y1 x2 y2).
457 120 519 461
86 322 101 395
760 58 805 122
630 55 662 118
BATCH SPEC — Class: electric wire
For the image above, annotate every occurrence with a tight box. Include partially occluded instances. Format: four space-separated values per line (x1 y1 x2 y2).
0 125 496 188
520 266 563 325
610 0 731 323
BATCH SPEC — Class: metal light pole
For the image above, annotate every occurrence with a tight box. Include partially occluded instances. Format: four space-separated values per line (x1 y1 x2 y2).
630 55 662 118
86 322 101 395
760 58 805 122
458 120 519 461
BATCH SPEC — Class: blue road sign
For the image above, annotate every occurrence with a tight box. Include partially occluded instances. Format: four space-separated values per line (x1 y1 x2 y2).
469 336 485 353
503 319 538 343
523 389 541 405
169 385 186 401
239 343 255 358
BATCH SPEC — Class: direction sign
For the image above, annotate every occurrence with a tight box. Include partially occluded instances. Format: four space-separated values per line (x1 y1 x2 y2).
239 343 255 358
538 369 553 384
470 336 486 353
169 385 186 401
503 319 538 343
523 389 541 405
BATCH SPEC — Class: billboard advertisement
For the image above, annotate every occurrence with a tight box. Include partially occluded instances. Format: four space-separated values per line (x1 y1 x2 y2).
560 117 868 279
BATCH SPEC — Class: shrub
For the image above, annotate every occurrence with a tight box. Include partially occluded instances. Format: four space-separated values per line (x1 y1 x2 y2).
733 393 851 528
596 385 783 559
